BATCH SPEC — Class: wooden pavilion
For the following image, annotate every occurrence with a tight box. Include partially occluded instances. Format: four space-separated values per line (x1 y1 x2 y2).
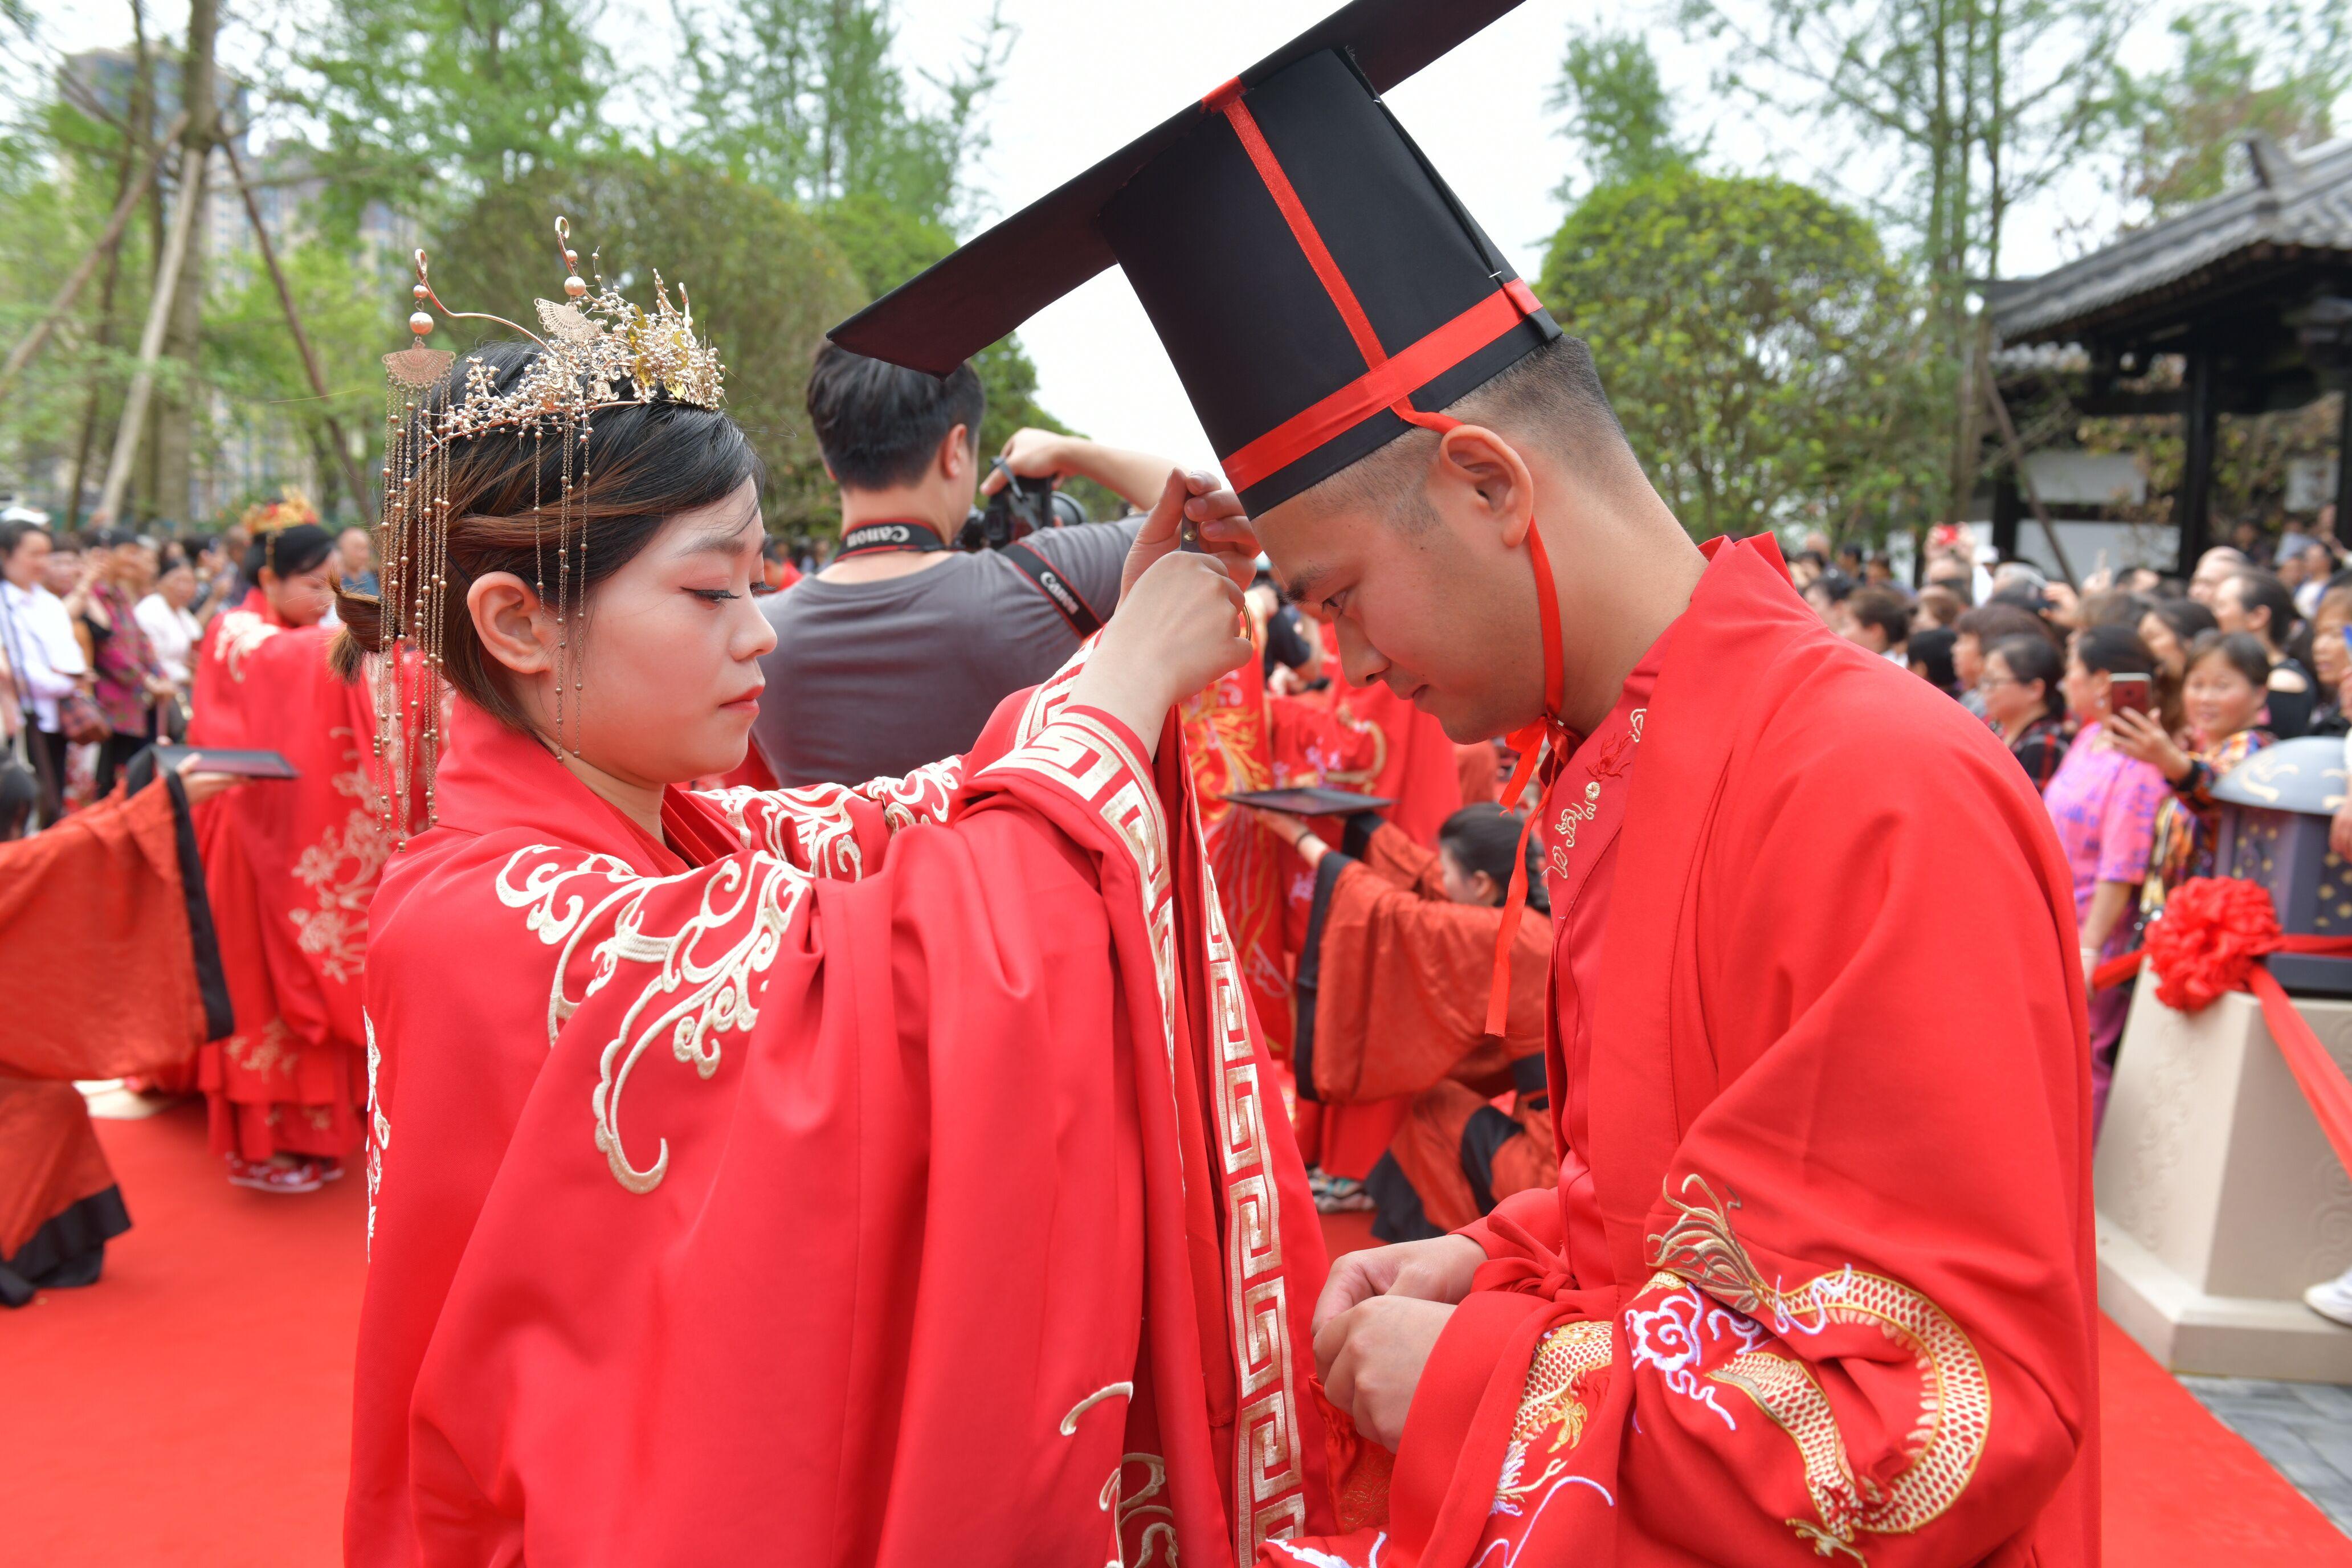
1987 133 2352 571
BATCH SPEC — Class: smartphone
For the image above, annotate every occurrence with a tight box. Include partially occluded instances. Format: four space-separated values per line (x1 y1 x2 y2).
2109 672 2152 720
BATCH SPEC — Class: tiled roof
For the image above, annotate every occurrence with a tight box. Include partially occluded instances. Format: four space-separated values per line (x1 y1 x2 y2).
1989 135 2352 344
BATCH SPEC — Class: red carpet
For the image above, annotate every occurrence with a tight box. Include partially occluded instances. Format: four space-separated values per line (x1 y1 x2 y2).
2 1104 365 1566
9 1128 2347 1563
2097 1312 2352 1563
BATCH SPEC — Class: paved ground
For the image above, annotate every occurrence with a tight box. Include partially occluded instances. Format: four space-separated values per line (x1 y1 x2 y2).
2180 1374 2352 1533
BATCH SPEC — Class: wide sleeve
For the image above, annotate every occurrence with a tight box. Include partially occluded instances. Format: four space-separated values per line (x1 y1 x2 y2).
1357 822 1450 900
1398 723 2093 1568
1266 691 1383 789
691 754 966 879
386 737 1151 1565
1299 843 1540 1107
0 773 219 1079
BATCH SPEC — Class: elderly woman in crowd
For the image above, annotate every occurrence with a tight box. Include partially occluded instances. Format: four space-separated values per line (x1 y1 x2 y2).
2041 622 2171 1129
134 551 204 719
2305 580 2352 736
62 528 170 798
1979 634 2069 792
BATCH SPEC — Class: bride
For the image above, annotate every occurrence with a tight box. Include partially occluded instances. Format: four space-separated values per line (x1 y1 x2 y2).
341 235 1334 1563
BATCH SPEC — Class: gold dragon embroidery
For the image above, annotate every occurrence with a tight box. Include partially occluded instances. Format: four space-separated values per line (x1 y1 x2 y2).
1494 1318 1614 1514
1647 1175 1990 1564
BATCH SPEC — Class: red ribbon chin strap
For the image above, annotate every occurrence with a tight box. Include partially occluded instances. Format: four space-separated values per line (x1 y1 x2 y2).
1485 520 1567 1039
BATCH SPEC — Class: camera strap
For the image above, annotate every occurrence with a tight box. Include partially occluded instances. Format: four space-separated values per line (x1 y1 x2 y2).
837 521 948 560
1004 541 1104 641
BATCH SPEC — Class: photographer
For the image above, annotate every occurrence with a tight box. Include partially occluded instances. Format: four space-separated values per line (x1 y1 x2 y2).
753 344 1178 786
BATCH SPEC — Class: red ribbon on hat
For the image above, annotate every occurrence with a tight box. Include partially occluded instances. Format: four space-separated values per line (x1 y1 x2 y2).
2094 876 2352 1182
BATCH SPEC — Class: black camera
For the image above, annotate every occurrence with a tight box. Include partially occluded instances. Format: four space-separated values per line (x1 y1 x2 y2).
956 461 1091 552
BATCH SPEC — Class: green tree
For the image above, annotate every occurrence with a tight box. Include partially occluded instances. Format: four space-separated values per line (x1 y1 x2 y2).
1676 0 2137 524
808 192 1069 454
1549 30 1692 201
289 0 613 231
201 233 391 525
668 0 1008 226
421 156 868 529
1538 168 1938 542
2120 0 2351 219
0 84 156 517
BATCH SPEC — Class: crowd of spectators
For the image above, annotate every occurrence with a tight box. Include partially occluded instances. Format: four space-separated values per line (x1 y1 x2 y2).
1794 523 2352 1326
0 495 365 839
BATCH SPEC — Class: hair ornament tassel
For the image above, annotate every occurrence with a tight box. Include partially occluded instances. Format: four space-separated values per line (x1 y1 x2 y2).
371 215 729 838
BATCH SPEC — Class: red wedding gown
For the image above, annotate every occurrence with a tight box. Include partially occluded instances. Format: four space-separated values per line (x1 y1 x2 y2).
1269 537 2098 1568
350 652 1338 1566
185 591 398 1162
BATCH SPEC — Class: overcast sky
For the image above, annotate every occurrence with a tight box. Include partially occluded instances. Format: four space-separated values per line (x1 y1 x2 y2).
853 0 2201 464
26 0 2263 466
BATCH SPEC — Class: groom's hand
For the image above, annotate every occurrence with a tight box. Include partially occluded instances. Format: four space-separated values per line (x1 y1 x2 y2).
1316 1295 1453 1450
1120 468 1259 599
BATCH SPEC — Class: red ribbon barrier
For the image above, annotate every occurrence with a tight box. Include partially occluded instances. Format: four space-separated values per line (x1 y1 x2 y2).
2094 876 2352 1182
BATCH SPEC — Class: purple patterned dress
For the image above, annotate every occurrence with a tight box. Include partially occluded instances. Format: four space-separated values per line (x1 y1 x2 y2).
2040 719 2168 1128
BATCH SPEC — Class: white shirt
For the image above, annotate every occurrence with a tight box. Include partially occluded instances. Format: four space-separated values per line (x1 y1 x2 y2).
0 579 87 730
135 591 201 689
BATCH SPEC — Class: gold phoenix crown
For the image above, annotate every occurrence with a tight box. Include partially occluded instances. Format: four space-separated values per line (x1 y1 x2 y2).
371 216 728 835
385 214 726 425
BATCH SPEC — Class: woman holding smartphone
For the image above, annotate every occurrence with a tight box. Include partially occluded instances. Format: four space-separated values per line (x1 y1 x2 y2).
2040 623 2171 1129
2106 630 2275 917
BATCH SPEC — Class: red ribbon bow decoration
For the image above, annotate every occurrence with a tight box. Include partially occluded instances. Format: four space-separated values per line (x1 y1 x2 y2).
2096 876 2352 1183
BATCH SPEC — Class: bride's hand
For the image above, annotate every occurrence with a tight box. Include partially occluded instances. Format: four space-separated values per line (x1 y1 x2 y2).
1120 469 1259 599
1071 552 1252 760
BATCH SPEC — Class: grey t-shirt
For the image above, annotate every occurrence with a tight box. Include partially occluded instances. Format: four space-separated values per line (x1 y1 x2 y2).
752 518 1142 787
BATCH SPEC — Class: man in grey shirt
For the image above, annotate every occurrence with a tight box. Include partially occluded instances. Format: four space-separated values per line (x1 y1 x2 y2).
753 345 1181 787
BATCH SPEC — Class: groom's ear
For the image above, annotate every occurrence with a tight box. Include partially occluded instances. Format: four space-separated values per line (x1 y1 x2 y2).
1432 425 1536 551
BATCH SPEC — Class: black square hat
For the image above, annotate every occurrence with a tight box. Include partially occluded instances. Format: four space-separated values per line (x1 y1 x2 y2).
827 0 1561 515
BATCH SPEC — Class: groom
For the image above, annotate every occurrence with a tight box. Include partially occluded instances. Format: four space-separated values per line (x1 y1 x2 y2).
833 1 2097 1563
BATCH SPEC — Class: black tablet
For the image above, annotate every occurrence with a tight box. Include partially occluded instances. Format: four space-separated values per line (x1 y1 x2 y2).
1220 787 1391 816
150 745 300 781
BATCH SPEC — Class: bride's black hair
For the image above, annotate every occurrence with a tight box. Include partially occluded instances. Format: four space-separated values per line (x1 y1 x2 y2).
246 523 336 583
330 339 765 734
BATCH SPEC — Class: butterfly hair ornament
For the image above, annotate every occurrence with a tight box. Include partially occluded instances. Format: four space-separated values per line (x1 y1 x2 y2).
372 215 727 836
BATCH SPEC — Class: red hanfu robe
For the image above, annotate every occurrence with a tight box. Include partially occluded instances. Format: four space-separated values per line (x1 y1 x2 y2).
0 772 230 1302
1269 538 2097 1568
351 653 1336 1566
184 591 395 1161
1293 823 1553 1238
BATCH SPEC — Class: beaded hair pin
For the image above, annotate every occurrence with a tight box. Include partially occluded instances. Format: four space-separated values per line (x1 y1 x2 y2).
372 216 727 835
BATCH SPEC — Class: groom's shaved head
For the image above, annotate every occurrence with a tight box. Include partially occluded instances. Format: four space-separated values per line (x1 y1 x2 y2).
1300 335 1640 533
